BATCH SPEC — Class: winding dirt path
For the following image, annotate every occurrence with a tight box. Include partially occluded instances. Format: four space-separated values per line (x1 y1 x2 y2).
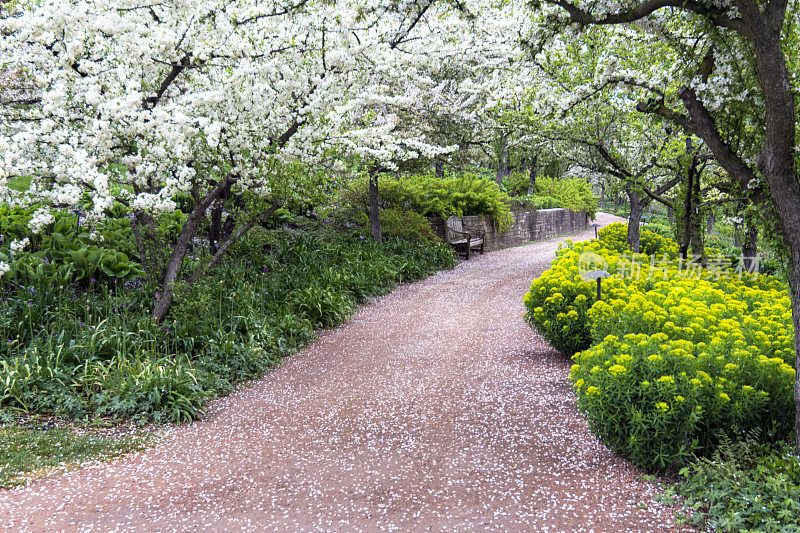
0 213 681 532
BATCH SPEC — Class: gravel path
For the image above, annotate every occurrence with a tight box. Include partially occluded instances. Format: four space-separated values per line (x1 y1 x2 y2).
0 213 682 532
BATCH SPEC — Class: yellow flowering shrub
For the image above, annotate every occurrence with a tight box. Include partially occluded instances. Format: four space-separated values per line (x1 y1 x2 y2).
523 240 627 353
524 234 795 471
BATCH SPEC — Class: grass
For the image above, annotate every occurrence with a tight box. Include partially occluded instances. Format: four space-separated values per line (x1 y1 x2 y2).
0 419 156 489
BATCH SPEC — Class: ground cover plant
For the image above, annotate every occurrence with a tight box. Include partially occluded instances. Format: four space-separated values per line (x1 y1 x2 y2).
524 224 795 471
1 207 455 426
674 437 800 531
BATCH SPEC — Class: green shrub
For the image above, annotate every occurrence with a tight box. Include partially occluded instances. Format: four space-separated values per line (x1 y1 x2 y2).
505 195 562 211
501 171 532 197
523 238 795 470
358 208 438 242
339 172 514 231
533 176 598 218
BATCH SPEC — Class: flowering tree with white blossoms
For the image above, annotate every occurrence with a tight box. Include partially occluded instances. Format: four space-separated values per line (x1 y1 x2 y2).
531 0 800 448
325 0 535 241
0 0 514 321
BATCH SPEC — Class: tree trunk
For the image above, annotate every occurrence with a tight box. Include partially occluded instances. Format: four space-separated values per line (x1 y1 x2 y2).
707 211 716 234
680 160 695 258
152 176 234 323
369 169 382 243
742 218 758 271
792 257 800 450
733 219 743 247
626 190 643 253
433 160 444 178
188 205 279 286
689 168 705 262
527 154 539 195
209 182 232 253
495 135 509 186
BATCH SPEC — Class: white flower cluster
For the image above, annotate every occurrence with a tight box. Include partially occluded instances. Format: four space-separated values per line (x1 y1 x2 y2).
9 237 28 253
28 207 54 233
0 260 10 277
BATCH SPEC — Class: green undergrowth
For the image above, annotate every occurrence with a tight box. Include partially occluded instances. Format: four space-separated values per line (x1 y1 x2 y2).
672 437 800 531
0 420 154 489
1 227 456 425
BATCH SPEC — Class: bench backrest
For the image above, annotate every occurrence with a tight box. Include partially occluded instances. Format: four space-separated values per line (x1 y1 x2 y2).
445 216 464 242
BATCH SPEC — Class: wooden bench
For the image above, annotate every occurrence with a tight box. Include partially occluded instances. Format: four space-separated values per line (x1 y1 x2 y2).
445 216 485 259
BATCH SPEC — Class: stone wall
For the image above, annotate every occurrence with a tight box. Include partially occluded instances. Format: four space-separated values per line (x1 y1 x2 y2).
427 209 589 253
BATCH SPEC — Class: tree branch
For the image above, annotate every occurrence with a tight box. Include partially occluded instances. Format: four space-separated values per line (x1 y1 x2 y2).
642 186 673 208
678 87 760 192
143 54 191 110
188 204 280 285
548 0 747 35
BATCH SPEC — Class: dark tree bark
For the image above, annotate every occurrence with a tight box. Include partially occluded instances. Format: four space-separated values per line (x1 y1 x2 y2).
433 160 444 178
680 159 695 258
527 154 539 195
743 216 759 270
152 176 235 323
495 134 509 186
368 168 382 243
626 188 643 253
209 182 232 253
689 168 705 261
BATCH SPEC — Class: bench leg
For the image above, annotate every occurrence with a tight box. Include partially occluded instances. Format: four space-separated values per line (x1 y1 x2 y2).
466 237 471 260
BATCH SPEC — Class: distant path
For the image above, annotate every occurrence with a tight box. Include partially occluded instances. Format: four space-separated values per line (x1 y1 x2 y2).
0 213 681 532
